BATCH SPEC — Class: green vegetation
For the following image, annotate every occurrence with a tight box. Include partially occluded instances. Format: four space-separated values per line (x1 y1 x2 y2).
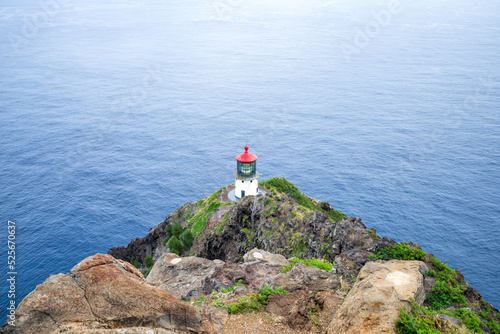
307 305 322 328
192 295 205 304
168 236 183 255
164 221 198 255
478 311 500 333
368 229 381 240
261 177 314 210
281 257 333 273
220 279 244 293
179 229 194 250
130 256 141 268
212 285 289 314
371 244 467 311
260 177 345 221
454 309 481 333
144 254 154 268
373 245 500 333
396 301 482 334
369 243 426 261
185 188 234 235
425 256 467 310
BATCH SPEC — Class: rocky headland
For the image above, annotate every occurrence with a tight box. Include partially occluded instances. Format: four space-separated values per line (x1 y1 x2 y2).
3 177 499 334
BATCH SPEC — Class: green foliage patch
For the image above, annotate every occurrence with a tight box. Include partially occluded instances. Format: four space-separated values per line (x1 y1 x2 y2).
369 243 426 261
396 301 482 334
213 285 289 314
425 256 467 310
130 256 141 268
144 254 154 268
479 311 500 333
168 236 183 255
281 257 333 273
261 177 345 221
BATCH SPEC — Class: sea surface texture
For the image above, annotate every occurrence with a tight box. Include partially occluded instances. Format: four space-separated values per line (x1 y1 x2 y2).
0 0 499 316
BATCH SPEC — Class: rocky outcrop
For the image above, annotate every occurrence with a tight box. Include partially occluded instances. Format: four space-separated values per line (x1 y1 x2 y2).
190 196 394 264
147 254 221 299
263 262 340 293
243 248 290 267
109 181 395 273
147 252 284 300
1 254 214 334
326 260 428 334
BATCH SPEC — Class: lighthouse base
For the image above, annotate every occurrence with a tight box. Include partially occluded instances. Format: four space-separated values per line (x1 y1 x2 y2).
227 188 265 202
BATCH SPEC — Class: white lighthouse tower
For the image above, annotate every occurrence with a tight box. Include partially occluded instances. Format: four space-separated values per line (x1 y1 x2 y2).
234 145 259 198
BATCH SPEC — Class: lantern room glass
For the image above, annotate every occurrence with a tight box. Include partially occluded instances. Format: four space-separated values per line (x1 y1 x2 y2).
237 161 256 178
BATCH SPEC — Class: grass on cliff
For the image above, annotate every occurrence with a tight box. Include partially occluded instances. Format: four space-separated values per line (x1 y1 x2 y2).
212 285 289 314
369 243 426 261
397 300 481 334
373 243 500 333
260 177 346 222
164 222 194 255
280 257 334 273
189 188 233 235
370 243 467 310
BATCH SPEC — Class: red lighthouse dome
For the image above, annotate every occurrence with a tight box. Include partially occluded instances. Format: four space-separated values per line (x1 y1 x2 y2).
235 145 257 163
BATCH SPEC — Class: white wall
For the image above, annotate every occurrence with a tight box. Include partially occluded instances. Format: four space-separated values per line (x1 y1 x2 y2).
235 178 259 198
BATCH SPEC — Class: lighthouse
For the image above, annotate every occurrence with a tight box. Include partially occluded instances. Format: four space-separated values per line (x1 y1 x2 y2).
234 145 260 198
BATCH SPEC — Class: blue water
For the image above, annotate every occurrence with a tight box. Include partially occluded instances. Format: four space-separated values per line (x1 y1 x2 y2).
1 0 499 318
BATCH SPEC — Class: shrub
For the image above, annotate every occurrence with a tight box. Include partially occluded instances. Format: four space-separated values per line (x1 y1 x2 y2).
168 236 183 255
144 254 154 268
425 256 467 310
180 229 194 250
172 222 183 238
454 309 481 332
478 311 500 333
130 256 141 268
369 243 426 261
165 224 173 238
213 285 289 314
281 257 333 273
396 306 444 334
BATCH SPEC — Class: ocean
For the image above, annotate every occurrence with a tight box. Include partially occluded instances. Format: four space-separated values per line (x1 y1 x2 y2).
0 0 499 317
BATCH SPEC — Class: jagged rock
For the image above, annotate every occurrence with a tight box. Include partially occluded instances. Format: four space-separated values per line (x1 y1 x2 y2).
243 248 290 267
326 260 428 334
200 306 229 332
424 276 436 294
435 314 463 328
148 254 282 298
266 289 314 329
110 182 395 268
262 263 340 293
1 253 215 334
147 254 219 299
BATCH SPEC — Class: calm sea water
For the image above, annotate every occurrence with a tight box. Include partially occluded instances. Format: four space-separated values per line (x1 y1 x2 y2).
1 0 499 317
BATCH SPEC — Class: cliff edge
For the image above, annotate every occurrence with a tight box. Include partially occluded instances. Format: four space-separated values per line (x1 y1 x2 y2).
3 177 499 334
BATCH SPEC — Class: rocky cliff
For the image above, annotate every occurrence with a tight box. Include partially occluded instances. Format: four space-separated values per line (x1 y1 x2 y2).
3 177 499 334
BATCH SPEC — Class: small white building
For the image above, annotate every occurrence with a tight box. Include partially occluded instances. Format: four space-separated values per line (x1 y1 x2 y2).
234 145 259 198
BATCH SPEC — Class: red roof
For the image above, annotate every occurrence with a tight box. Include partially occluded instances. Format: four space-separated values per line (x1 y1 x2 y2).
235 145 257 163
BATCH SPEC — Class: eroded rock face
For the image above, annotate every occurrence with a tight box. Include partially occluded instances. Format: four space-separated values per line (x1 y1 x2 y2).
263 263 340 293
147 253 283 299
1 254 215 334
327 260 428 334
243 248 290 267
147 254 220 299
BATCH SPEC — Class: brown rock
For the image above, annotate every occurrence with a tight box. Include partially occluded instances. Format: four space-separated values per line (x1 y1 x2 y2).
1 253 215 334
243 248 290 267
326 260 428 334
147 254 218 299
266 290 314 329
263 263 340 293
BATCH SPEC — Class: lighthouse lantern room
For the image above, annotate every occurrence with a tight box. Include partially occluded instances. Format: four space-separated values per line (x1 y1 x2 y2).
234 146 259 198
